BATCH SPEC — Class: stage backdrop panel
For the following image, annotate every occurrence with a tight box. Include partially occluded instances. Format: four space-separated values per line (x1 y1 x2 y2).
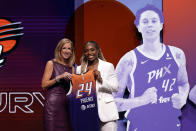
163 1 196 131
0 0 74 131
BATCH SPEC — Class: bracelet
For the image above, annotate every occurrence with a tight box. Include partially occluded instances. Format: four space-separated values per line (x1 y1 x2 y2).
55 76 60 83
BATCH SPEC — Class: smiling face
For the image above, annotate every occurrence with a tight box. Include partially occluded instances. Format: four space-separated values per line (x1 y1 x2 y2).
84 43 98 62
137 10 163 40
60 42 72 60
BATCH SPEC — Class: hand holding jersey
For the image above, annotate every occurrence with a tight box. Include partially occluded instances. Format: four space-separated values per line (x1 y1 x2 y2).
93 69 103 84
62 72 72 80
55 72 72 82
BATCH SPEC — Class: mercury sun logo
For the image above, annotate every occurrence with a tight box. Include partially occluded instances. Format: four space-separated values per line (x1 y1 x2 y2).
0 17 23 67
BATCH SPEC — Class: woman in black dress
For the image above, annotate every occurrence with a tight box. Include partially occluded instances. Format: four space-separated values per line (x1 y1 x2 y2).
41 38 75 131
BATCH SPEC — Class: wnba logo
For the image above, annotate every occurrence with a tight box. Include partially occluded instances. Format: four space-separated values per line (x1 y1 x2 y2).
81 105 86 111
0 18 23 67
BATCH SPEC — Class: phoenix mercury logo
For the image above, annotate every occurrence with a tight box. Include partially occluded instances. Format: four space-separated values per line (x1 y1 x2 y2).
0 18 23 67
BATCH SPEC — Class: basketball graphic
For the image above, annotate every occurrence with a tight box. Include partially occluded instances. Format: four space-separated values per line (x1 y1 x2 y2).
0 18 23 66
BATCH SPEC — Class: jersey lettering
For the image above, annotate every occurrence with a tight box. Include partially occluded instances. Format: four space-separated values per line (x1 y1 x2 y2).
162 78 176 92
147 64 171 83
76 82 93 98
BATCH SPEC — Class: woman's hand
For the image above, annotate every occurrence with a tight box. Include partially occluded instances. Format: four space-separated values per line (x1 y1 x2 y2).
93 69 102 84
56 72 72 81
62 72 72 80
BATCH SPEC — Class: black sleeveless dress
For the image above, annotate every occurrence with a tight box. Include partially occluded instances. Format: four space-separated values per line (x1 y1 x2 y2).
43 61 72 131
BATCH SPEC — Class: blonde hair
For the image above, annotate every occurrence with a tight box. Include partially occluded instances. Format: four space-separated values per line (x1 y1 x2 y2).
80 41 106 73
54 38 75 67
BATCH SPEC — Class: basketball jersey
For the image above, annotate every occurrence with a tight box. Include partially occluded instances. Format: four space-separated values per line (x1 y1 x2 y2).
126 45 181 131
68 70 99 131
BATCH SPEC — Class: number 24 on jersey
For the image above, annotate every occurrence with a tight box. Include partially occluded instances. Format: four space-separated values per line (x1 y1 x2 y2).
76 82 93 98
